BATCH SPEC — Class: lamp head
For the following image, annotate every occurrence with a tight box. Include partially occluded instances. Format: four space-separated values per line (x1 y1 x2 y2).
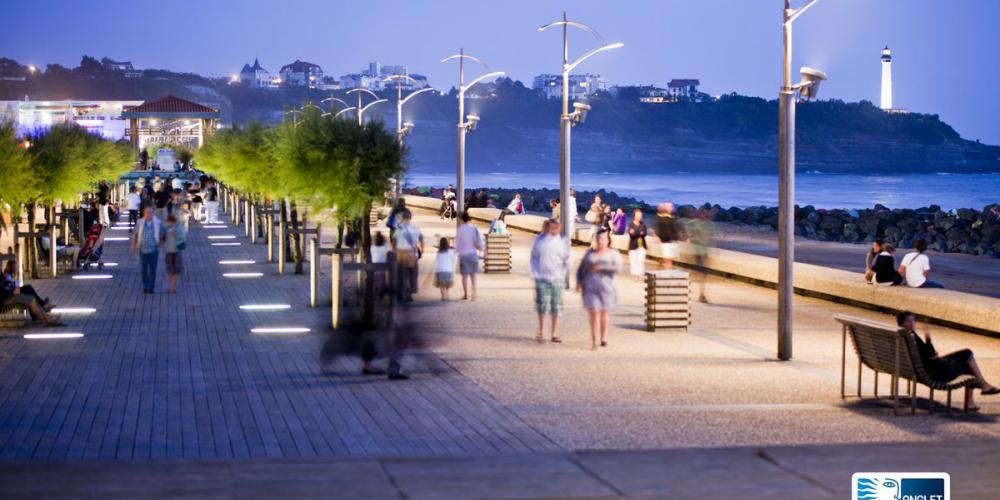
570 102 592 126
401 121 414 137
797 67 827 100
465 114 480 132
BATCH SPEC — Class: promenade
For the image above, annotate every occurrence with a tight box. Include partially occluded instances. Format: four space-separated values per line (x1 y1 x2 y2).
1 207 998 498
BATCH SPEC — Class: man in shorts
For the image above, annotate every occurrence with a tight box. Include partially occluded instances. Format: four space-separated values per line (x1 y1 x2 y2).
454 213 482 300
530 219 569 342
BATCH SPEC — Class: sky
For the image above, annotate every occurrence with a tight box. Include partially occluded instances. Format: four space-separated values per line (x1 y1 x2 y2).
3 0 999 143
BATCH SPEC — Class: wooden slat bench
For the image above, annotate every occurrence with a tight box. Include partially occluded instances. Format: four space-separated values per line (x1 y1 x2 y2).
0 303 30 328
836 314 982 415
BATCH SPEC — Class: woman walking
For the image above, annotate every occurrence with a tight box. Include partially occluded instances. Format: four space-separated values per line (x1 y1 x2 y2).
577 230 621 349
163 214 186 293
627 209 648 276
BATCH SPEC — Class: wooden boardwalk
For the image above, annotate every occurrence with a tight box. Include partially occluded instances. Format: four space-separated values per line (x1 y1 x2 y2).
0 215 558 461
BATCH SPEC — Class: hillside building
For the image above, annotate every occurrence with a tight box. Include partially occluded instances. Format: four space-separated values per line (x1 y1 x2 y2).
239 58 276 88
279 60 323 89
339 62 429 91
532 73 606 100
667 79 700 100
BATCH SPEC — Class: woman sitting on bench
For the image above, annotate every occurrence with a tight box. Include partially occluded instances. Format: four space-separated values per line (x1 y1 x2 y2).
1 265 62 327
898 311 999 411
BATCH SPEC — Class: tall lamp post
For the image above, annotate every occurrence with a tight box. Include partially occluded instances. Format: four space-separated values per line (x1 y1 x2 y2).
777 0 827 360
344 88 388 126
442 49 504 216
538 12 622 241
320 97 350 118
384 74 436 198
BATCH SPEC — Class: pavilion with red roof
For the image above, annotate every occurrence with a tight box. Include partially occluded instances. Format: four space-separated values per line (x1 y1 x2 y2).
121 94 220 152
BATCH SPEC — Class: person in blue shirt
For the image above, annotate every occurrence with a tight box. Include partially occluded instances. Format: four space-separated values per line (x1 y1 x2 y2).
130 206 165 294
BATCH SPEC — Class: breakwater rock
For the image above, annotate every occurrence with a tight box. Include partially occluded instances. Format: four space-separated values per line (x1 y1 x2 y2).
404 186 1000 258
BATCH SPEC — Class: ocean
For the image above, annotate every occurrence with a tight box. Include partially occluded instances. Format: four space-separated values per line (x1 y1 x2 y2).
404 169 1000 210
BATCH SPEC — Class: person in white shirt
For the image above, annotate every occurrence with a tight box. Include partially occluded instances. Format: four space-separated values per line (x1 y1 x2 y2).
530 219 570 343
899 239 944 288
500 193 524 220
390 212 423 302
454 213 483 300
125 186 143 232
434 238 456 301
171 176 183 191
371 231 389 264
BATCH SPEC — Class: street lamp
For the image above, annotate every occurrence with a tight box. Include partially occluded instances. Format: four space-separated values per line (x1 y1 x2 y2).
777 0 828 361
320 96 349 118
383 74 436 143
346 88 387 126
539 12 623 240
442 49 504 215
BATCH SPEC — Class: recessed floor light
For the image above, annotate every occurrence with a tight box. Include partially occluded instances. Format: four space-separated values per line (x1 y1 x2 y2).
104 237 130 241
72 274 113 280
251 327 310 334
208 235 236 239
240 304 291 311
24 333 84 339
203 225 227 229
224 272 263 278
50 307 96 314
219 260 255 265
110 226 131 231
102 262 119 267
212 242 241 246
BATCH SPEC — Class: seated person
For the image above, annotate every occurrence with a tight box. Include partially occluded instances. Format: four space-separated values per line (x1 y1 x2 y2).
898 311 999 411
38 236 80 266
1 269 62 326
2 262 52 311
870 243 902 286
899 239 943 288
864 240 882 282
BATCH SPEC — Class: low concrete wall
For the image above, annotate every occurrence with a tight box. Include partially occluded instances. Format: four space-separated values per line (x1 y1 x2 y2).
401 195 1000 334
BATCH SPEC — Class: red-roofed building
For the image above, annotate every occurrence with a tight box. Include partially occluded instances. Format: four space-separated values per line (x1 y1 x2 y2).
121 94 220 152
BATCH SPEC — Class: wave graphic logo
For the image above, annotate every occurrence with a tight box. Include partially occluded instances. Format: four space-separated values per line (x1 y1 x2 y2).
852 473 949 500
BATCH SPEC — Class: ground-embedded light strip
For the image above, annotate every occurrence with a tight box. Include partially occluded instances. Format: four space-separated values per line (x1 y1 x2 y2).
110 226 131 231
104 237 130 241
50 307 96 314
240 304 291 311
24 333 85 339
224 272 263 278
208 235 236 239
102 262 119 267
250 327 310 334
72 274 113 280
219 260 255 265
203 225 228 229
211 242 241 246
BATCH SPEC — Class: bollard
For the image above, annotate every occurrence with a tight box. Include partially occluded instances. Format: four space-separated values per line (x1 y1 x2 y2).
277 216 286 274
330 251 341 329
16 237 25 286
266 210 274 262
309 236 318 307
243 199 250 237
250 204 257 244
644 270 691 331
49 207 57 278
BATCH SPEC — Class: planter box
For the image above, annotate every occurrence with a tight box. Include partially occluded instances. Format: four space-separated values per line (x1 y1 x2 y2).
645 270 691 331
484 233 512 273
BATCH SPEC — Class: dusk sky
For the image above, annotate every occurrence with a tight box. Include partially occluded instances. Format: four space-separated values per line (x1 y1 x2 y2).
4 0 999 143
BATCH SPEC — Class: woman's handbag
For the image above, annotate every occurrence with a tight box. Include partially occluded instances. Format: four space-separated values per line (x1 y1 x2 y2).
396 249 417 268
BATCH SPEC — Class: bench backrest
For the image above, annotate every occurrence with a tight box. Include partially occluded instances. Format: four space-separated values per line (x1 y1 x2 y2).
836 315 918 380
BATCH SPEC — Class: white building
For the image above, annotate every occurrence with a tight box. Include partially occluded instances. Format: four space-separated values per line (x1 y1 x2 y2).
532 73 605 100
667 79 700 100
340 62 429 92
0 99 142 141
279 60 324 89
239 58 275 88
880 46 893 111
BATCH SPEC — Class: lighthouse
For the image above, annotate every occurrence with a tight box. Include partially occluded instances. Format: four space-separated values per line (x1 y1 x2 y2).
880 46 892 110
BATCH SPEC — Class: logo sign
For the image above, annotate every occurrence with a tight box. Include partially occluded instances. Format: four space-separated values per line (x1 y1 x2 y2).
853 473 949 500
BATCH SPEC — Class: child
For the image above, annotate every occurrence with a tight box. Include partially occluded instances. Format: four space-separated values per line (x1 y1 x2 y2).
163 214 186 293
371 231 389 264
434 237 455 301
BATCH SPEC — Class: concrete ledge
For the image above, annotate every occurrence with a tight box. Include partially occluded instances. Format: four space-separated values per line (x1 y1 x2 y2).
401 195 1000 334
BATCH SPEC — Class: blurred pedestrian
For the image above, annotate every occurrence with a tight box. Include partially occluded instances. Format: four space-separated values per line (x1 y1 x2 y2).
97 180 111 226
611 207 628 235
163 214 186 294
454 213 482 300
627 208 648 276
686 208 714 303
125 186 142 232
131 206 164 294
656 202 682 269
203 180 219 224
577 229 621 349
531 219 569 343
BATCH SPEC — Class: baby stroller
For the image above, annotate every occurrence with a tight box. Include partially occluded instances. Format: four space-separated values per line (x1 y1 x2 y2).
77 223 108 271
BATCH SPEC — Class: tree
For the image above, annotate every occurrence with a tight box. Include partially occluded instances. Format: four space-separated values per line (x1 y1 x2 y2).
77 55 103 75
0 124 35 246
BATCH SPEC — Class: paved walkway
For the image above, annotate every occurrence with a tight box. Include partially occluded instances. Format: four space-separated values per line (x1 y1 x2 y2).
1 206 998 497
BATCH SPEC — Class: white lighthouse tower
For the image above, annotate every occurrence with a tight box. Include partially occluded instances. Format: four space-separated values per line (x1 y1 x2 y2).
880 46 893 110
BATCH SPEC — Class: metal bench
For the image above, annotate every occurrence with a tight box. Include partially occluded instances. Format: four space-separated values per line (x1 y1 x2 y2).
836 314 981 415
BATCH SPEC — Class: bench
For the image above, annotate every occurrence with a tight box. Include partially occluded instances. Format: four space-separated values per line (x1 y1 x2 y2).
836 314 981 415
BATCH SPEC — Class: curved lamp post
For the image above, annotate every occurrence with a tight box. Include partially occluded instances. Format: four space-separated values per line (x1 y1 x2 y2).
346 88 387 126
384 75 436 198
777 0 828 361
442 49 504 215
539 12 622 241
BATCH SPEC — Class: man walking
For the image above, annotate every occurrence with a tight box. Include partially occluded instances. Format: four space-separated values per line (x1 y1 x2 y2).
97 180 111 226
204 180 220 224
454 213 482 301
125 186 142 232
390 211 423 302
530 219 570 342
131 206 164 294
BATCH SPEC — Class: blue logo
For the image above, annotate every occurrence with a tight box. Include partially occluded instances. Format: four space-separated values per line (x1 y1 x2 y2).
853 473 949 500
